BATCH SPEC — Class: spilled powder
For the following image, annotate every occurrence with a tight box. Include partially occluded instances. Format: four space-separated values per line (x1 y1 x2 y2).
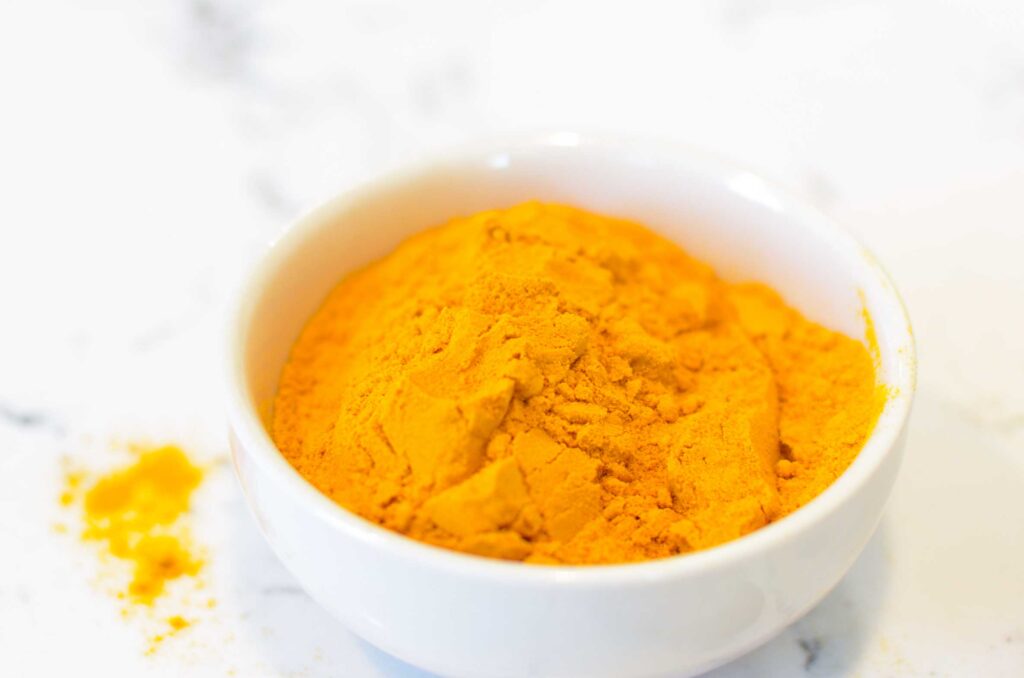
82 446 203 603
62 445 206 647
146 614 192 653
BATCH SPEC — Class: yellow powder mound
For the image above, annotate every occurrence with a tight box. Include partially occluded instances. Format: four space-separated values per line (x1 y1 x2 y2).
272 202 883 564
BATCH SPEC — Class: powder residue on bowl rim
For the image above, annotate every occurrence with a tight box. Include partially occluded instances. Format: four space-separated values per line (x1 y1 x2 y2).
272 201 886 565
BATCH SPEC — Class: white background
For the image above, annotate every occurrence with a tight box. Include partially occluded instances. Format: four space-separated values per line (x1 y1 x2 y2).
1 1 1022 675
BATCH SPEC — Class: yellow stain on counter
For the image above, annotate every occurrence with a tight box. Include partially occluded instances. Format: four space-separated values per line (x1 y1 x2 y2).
145 615 192 655
60 469 84 507
60 444 214 654
167 615 190 631
79 445 203 604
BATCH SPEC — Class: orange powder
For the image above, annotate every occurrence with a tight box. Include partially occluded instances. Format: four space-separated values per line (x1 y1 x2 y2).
75 446 203 603
272 202 884 564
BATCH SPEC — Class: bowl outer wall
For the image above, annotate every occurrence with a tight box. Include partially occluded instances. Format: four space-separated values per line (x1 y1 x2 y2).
230 428 906 678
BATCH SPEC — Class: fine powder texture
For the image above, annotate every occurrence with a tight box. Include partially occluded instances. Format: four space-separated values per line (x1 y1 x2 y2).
80 446 203 602
272 202 884 564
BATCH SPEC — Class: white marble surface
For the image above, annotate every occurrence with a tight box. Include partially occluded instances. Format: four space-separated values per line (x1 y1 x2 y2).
1 1 1023 676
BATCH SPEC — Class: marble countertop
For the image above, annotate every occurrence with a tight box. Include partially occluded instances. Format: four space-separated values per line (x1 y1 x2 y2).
1 0 1022 675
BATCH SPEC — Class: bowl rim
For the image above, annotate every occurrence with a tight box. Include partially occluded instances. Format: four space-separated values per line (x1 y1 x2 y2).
225 131 917 587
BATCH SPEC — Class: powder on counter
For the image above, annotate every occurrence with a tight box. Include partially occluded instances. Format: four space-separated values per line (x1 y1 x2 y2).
272 202 884 564
71 445 204 603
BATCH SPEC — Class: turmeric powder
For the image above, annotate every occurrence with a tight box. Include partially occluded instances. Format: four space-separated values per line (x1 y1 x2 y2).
78 446 203 602
272 202 883 564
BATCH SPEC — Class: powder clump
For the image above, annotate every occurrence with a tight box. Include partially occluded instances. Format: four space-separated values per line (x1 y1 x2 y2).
272 202 883 564
79 445 203 602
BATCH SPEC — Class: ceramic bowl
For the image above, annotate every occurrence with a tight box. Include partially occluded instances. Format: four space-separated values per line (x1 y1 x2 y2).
226 133 915 678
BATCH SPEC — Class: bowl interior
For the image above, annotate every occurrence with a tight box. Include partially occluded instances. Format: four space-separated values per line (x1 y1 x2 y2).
241 137 912 435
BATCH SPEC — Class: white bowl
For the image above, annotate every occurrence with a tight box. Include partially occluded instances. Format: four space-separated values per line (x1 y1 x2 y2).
226 133 916 678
